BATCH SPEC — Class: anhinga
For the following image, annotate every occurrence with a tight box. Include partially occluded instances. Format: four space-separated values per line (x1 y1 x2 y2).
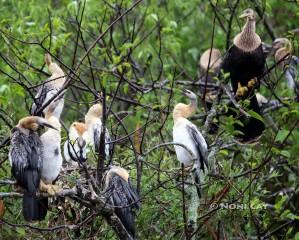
222 8 265 142
31 53 66 117
85 103 112 159
9 116 57 221
172 89 208 197
272 38 299 99
63 121 89 164
40 102 63 196
199 48 222 104
103 166 140 238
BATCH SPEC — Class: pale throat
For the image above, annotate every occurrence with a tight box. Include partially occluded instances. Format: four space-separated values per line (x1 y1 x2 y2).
233 18 261 52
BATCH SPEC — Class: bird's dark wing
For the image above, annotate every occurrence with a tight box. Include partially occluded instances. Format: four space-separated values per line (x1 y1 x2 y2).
187 124 208 172
93 123 111 159
105 173 140 237
10 129 42 192
30 83 53 116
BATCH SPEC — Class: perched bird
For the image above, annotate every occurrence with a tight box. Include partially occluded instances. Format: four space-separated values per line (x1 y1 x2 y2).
31 53 66 117
103 166 140 238
9 116 57 221
85 103 112 160
63 121 89 164
221 8 265 142
272 38 299 99
40 101 63 196
199 48 222 104
172 89 208 197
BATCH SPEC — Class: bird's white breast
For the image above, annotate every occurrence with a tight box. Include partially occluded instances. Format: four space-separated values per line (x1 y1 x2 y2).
173 119 199 167
40 130 62 183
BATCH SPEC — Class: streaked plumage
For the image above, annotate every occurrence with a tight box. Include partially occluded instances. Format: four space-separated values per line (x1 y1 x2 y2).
63 122 89 164
31 54 66 117
103 166 140 238
221 8 265 142
85 103 112 159
9 116 56 221
173 89 208 197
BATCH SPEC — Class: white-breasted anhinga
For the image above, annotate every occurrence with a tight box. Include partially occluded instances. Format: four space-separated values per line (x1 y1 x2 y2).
172 89 208 197
85 103 112 160
63 121 89 164
31 53 65 117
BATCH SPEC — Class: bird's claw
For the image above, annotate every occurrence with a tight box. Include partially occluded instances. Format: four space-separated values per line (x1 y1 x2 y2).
40 180 60 196
248 77 258 88
236 82 248 98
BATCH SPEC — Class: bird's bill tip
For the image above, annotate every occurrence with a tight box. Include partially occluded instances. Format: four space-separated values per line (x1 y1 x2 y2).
36 118 58 130
239 13 248 18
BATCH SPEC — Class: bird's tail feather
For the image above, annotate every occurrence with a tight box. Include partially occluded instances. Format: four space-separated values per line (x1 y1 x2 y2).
23 193 48 221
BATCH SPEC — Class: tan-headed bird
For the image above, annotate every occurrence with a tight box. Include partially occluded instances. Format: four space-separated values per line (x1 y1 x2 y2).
31 53 65 117
9 116 57 221
172 89 208 197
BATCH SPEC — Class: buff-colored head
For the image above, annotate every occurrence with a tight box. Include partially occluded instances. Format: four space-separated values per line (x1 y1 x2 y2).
105 166 129 186
173 89 197 120
71 122 87 136
272 38 291 50
239 8 255 20
199 48 222 71
17 116 57 133
86 103 103 118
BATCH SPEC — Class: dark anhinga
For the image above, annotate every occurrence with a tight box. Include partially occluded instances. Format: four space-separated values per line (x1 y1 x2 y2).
221 8 265 142
63 121 89 164
85 103 112 159
272 38 299 99
9 116 57 221
30 53 66 117
172 89 208 197
103 166 140 238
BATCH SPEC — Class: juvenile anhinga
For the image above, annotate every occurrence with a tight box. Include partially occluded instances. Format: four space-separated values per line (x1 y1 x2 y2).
103 166 140 238
172 89 208 197
40 102 63 196
222 8 265 142
31 53 66 117
63 122 89 164
85 103 112 159
9 116 57 221
199 48 222 103
272 38 299 98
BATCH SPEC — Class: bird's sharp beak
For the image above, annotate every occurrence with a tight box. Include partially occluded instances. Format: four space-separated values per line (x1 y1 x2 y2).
36 118 58 130
182 89 189 95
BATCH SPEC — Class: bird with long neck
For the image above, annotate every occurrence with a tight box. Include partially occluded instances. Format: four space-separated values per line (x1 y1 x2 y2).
85 103 111 159
9 116 57 221
31 53 66 117
221 8 265 142
173 89 208 197
40 101 63 196
234 9 261 52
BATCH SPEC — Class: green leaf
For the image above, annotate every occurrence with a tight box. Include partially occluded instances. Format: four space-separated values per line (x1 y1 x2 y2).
275 130 289 143
248 110 264 123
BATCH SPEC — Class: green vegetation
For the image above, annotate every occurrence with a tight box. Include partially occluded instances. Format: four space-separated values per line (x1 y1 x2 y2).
0 0 298 239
